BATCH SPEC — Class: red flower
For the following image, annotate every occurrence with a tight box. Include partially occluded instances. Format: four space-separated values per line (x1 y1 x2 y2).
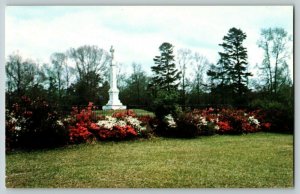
261 122 272 130
112 109 137 119
90 123 100 131
217 121 233 133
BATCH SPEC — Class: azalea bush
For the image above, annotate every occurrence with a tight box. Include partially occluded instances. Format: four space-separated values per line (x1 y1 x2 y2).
67 104 153 144
249 108 291 133
68 102 97 143
250 99 293 133
216 109 261 134
151 107 274 138
6 96 69 151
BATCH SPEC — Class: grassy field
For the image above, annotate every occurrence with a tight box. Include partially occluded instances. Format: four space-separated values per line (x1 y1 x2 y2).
6 133 293 188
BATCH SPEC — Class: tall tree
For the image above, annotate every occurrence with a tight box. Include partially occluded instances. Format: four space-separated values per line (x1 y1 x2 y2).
192 53 209 105
68 45 110 105
120 63 150 106
68 45 109 80
150 42 181 92
6 53 40 96
177 48 192 107
129 63 144 104
50 52 67 101
208 27 252 105
257 27 292 95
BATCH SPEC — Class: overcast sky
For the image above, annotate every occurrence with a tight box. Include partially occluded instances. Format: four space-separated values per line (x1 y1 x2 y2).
5 6 293 77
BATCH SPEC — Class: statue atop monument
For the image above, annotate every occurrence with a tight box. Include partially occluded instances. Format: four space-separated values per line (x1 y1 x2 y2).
110 46 114 59
102 46 126 110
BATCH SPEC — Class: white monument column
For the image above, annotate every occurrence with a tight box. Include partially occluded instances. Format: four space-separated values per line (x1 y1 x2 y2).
102 46 126 110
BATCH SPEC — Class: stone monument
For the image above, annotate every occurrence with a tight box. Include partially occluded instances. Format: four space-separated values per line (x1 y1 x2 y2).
102 46 126 110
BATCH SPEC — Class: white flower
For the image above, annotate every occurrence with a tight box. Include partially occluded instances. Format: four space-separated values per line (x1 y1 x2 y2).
96 115 147 133
10 117 17 124
15 126 21 131
248 116 260 128
163 114 177 128
20 117 27 124
56 120 64 126
125 116 146 132
201 117 208 126
116 120 127 127
96 116 118 130
63 117 71 122
214 125 220 130
197 116 207 126
97 120 115 130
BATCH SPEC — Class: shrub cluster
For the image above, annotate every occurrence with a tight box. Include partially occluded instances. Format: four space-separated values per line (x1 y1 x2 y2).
152 108 276 138
6 96 69 151
67 104 152 144
6 97 291 151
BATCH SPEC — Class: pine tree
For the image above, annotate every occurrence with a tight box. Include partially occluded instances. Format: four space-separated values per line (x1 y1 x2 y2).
208 27 252 105
150 42 181 92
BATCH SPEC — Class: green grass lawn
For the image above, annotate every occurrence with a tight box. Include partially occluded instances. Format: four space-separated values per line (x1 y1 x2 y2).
6 132 293 188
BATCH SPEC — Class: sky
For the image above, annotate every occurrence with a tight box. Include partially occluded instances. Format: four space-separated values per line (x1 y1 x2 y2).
5 6 293 77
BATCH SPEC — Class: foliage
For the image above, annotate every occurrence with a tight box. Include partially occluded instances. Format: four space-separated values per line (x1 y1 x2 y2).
6 96 69 151
151 90 181 120
175 113 202 138
43 52 75 106
249 100 293 133
207 27 252 106
150 42 181 92
119 63 152 107
6 54 42 96
68 45 109 80
70 71 103 105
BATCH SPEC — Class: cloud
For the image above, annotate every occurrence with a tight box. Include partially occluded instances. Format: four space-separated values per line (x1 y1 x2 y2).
5 6 293 77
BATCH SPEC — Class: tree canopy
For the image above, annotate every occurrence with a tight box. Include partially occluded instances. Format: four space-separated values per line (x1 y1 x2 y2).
150 42 181 92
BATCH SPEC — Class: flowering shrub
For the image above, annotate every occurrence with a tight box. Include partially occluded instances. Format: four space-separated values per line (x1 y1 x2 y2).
216 109 261 134
248 109 291 132
67 105 152 143
68 102 97 143
5 96 69 150
189 110 220 135
151 107 270 137
112 110 136 119
175 113 200 138
94 115 150 140
137 115 153 124
97 125 137 140
125 116 146 134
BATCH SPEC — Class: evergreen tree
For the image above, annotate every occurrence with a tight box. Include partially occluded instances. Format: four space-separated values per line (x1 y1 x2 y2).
150 42 181 92
208 27 252 105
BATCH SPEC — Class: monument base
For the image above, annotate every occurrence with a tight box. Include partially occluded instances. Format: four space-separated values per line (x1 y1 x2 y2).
102 105 127 110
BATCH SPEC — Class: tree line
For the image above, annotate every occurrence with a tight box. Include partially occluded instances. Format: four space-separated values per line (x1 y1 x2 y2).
6 27 293 112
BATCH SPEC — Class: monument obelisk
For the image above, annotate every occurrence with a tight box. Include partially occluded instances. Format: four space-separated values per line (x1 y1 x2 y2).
102 46 126 110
